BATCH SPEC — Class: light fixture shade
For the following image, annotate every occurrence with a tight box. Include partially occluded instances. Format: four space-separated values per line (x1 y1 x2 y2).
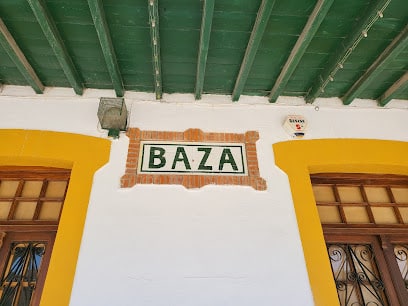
97 97 128 138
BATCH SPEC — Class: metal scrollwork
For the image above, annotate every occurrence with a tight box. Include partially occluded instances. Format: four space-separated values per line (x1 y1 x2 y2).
327 243 388 306
394 245 408 261
393 244 408 292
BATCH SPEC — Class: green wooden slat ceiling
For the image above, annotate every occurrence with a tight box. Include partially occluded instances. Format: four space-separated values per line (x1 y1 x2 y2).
0 0 406 106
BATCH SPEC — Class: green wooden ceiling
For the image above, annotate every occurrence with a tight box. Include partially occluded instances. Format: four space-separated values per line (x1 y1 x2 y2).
0 0 407 106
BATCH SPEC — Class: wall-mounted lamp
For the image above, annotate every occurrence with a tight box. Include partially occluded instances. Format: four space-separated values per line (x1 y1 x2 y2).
97 97 128 138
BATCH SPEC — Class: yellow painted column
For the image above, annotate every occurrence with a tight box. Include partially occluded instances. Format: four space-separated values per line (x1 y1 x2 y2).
0 130 111 306
274 139 408 306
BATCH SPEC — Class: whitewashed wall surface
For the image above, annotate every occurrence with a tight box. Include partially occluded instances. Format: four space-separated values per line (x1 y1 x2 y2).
1 86 407 306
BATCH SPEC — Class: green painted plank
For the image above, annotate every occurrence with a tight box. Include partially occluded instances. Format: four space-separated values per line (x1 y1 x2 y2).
104 6 148 27
263 15 309 36
118 59 152 73
206 48 246 65
115 44 151 60
57 23 100 43
65 41 105 59
214 0 261 13
205 63 241 77
163 62 196 76
46 1 93 25
212 11 256 32
0 1 36 22
0 71 32 85
305 0 392 103
232 0 276 101
160 28 200 48
0 20 44 40
109 25 150 44
272 0 316 17
378 71 408 106
87 0 124 97
394 85 408 99
160 9 202 30
0 18 44 93
305 36 344 54
195 0 215 100
160 0 201 10
27 0 83 94
209 30 251 49
342 24 408 104
269 0 334 102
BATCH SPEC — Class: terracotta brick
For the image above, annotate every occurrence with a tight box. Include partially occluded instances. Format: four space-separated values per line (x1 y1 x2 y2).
153 175 160 184
245 131 259 142
170 176 183 185
160 176 169 184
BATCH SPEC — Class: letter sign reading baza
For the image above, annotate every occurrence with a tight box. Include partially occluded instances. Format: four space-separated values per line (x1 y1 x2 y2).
139 142 247 175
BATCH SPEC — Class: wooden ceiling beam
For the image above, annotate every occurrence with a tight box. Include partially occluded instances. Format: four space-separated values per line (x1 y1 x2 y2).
148 0 162 100
342 24 408 105
195 0 215 100
0 18 44 93
232 0 276 102
378 71 408 106
27 0 83 95
305 0 392 104
269 0 334 103
88 0 124 97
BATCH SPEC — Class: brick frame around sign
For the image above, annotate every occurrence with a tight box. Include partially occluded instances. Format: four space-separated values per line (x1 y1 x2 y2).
121 128 267 190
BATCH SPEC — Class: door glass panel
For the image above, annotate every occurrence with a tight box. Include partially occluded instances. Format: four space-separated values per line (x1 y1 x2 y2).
372 207 397 224
38 202 62 221
313 186 335 202
365 187 390 203
399 208 408 224
14 202 37 220
343 207 370 223
45 181 67 198
392 188 408 204
317 206 341 223
0 181 19 197
21 181 43 198
0 242 46 306
0 202 12 220
394 244 408 292
338 186 363 203
327 243 389 306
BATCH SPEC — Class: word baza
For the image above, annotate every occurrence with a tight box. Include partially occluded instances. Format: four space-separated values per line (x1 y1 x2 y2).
147 146 240 172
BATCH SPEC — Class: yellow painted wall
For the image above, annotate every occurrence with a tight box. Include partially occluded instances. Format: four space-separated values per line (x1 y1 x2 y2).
274 139 408 306
0 130 110 306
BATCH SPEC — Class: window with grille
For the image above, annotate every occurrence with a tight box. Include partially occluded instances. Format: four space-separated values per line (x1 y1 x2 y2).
311 173 408 306
0 166 70 306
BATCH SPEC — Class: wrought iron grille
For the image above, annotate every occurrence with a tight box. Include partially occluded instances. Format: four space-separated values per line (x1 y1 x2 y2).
0 242 46 306
327 243 388 306
394 244 408 291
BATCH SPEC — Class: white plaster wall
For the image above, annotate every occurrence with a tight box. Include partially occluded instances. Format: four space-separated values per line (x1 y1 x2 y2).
1 87 407 306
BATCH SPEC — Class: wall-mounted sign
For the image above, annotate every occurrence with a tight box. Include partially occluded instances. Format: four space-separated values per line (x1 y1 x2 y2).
283 115 307 138
139 142 247 175
121 128 266 190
